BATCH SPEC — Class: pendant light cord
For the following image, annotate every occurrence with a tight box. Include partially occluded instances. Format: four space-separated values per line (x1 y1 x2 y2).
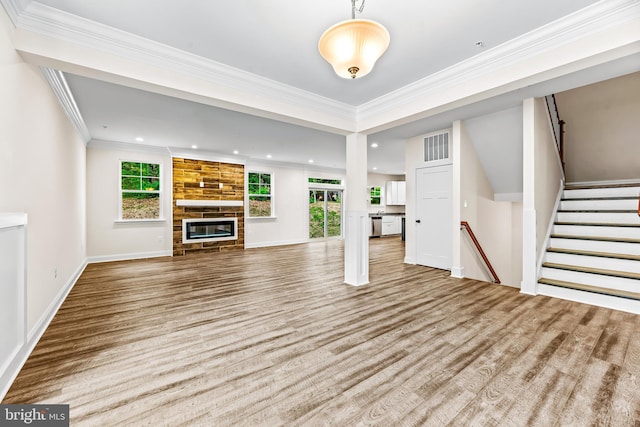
351 0 366 19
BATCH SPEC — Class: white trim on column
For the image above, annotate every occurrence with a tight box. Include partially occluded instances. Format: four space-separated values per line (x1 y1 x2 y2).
344 210 369 286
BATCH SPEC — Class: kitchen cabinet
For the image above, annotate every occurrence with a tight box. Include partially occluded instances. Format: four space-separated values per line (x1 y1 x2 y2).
381 215 401 235
385 181 406 205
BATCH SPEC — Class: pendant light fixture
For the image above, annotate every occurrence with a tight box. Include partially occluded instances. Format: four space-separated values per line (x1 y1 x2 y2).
318 0 390 79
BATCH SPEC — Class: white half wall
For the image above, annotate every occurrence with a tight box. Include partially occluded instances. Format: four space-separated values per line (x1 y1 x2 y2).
86 141 173 260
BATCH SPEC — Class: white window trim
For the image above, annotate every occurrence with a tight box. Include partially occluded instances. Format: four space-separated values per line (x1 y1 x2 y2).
247 170 275 218
118 159 164 221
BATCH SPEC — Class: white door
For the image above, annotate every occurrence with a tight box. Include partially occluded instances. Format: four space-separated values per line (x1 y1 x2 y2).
416 165 452 269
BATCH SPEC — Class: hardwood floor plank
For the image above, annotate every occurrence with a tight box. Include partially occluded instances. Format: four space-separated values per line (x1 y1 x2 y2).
3 237 640 426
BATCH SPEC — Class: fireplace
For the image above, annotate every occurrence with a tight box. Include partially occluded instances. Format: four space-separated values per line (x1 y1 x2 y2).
182 218 238 244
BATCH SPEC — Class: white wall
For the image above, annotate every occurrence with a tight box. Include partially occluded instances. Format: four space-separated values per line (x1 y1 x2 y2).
458 120 522 288
245 161 346 248
522 97 564 293
533 97 564 260
403 134 424 264
0 6 86 397
0 10 86 335
86 141 173 260
558 72 640 183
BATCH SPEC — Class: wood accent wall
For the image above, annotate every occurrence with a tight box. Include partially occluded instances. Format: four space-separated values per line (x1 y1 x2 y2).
172 158 244 256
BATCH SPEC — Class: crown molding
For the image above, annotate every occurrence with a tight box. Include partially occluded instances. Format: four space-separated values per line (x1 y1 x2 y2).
40 66 91 142
12 1 356 129
356 0 640 130
0 0 24 25
5 0 638 137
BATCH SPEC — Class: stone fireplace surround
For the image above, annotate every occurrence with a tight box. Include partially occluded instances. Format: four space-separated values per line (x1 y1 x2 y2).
172 157 244 256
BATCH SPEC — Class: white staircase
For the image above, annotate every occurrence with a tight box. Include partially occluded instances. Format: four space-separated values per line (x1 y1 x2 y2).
538 183 640 313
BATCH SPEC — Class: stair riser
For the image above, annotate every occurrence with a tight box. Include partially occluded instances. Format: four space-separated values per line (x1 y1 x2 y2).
537 284 640 315
563 187 640 199
549 238 640 255
556 212 640 224
544 253 640 274
541 267 640 293
553 224 640 239
560 199 638 211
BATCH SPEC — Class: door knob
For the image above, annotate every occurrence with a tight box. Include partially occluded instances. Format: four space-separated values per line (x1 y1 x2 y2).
415 219 421 223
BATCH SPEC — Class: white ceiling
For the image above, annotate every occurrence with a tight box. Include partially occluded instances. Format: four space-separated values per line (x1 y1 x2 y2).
8 0 638 174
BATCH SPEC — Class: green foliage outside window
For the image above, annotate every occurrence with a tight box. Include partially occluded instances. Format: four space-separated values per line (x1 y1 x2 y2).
370 186 381 205
121 161 161 220
248 172 272 217
308 177 342 185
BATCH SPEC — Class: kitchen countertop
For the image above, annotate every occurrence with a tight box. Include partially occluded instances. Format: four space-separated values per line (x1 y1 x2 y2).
369 213 405 217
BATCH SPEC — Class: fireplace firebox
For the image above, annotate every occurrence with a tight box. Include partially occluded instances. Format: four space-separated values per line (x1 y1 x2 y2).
182 218 238 244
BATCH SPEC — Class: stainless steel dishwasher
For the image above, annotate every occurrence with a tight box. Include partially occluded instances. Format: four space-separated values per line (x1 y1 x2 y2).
371 216 382 237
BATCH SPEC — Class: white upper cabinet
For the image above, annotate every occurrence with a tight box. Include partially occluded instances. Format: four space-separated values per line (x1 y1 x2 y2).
385 181 406 205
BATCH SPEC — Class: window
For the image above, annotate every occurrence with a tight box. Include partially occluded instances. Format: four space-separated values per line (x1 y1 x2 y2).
120 161 161 220
370 186 381 205
308 177 342 185
248 172 272 217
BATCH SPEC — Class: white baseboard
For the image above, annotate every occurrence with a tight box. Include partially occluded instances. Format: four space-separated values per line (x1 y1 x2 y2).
244 238 310 249
450 266 464 278
0 259 87 401
404 256 415 264
87 250 172 264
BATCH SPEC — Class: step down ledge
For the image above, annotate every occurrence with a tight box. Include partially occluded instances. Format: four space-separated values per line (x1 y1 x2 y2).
542 262 640 280
538 278 640 301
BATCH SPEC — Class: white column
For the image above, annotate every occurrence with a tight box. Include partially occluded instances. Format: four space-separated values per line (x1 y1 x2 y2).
344 133 369 286
521 98 537 295
450 121 464 278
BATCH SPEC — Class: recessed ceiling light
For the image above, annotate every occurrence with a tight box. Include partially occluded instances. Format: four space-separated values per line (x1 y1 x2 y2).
371 143 379 148
373 167 378 170
266 154 272 159
191 145 198 149
135 137 144 142
308 159 314 163
233 150 239 155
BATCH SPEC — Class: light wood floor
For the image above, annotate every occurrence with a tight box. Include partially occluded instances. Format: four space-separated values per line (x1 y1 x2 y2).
4 237 640 426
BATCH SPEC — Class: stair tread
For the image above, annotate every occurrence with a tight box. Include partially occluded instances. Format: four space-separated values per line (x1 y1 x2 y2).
555 222 640 228
558 210 637 213
564 183 640 190
542 262 640 280
538 278 640 300
562 196 639 201
550 234 640 244
547 247 640 261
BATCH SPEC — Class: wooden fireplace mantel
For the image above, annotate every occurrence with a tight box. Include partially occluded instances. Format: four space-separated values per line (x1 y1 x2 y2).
175 200 244 207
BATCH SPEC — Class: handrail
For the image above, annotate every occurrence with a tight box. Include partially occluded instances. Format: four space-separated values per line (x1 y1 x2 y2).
460 221 501 284
545 94 565 171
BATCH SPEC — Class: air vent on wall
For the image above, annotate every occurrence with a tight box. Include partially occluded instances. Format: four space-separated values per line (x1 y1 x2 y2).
424 131 450 162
